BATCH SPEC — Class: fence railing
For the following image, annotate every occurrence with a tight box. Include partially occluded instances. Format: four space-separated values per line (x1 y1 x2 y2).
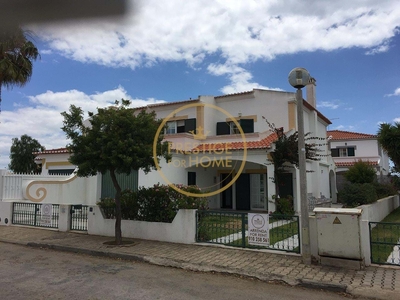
196 210 300 253
70 205 88 231
12 202 59 229
369 221 400 266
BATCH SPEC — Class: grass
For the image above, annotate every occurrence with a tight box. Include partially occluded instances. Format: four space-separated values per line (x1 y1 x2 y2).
197 211 299 252
370 207 400 264
229 222 299 253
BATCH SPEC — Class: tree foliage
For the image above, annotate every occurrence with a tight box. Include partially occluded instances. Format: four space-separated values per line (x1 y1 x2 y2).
344 160 377 184
61 99 170 244
0 26 39 112
8 134 45 173
377 122 400 173
264 119 323 196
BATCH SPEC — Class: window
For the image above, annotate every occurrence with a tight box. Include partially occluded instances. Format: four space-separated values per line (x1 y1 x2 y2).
165 118 196 134
216 119 254 135
331 147 355 157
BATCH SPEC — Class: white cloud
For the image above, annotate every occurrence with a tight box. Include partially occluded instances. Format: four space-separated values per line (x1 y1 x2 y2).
393 118 400 123
317 101 340 109
333 124 356 131
30 0 400 91
0 87 166 168
208 63 283 94
385 87 400 97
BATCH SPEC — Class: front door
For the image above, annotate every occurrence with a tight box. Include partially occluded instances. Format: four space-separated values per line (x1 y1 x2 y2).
236 173 250 210
278 173 293 198
221 173 232 208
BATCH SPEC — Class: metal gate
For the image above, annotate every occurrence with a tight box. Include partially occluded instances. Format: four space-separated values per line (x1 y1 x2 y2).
196 210 300 253
70 205 88 231
12 202 59 229
369 222 400 265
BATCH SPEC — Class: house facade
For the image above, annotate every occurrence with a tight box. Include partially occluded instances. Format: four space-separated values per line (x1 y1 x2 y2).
327 130 390 188
137 82 335 213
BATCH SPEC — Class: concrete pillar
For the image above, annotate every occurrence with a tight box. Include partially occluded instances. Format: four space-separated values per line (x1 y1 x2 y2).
0 202 12 226
58 204 71 232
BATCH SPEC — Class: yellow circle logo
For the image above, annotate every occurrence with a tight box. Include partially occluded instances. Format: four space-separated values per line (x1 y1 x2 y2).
152 102 248 197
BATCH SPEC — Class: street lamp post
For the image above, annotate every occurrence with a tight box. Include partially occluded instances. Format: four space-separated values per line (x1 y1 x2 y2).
288 67 311 265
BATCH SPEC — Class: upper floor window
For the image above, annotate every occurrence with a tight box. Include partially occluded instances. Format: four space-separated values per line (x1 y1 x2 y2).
216 119 254 135
165 118 196 134
331 147 355 157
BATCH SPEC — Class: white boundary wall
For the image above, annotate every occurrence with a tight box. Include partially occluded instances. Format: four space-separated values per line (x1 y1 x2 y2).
310 194 400 267
88 206 197 244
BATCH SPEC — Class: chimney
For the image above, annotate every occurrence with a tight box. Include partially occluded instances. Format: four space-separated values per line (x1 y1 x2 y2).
306 77 316 107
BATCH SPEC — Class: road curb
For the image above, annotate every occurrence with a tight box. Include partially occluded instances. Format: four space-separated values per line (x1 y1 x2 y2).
297 279 347 293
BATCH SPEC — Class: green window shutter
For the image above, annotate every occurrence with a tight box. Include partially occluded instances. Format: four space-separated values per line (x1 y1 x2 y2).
184 118 196 133
217 122 230 135
331 149 339 157
347 147 355 156
101 170 138 198
239 119 254 133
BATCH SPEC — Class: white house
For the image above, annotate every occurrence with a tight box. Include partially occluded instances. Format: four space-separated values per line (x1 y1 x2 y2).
34 147 75 175
327 130 390 188
135 79 335 213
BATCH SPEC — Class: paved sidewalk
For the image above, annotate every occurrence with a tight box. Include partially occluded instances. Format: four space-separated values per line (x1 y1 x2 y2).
0 226 399 300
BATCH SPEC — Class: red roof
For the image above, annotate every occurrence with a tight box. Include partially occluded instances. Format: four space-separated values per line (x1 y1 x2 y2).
327 130 376 140
34 148 69 155
335 161 379 167
191 132 278 152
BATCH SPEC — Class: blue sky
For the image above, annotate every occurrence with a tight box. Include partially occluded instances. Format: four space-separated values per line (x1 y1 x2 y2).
1 0 400 169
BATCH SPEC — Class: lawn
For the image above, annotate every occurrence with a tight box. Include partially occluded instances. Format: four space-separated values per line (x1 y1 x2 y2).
370 207 400 264
196 211 299 252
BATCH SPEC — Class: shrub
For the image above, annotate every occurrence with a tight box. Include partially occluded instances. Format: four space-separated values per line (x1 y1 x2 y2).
97 183 208 222
344 160 377 184
374 182 397 199
272 195 294 218
338 183 377 207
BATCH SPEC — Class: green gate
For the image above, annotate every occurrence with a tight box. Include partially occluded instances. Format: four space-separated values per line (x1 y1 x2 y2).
12 202 59 229
70 205 88 231
196 210 300 253
369 222 400 265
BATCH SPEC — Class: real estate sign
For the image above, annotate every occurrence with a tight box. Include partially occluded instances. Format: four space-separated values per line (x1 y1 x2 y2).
41 204 52 226
248 213 269 246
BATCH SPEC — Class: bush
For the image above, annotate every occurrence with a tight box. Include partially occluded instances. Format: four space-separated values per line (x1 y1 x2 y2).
338 183 377 207
272 195 294 218
344 160 377 184
374 182 397 199
97 183 208 222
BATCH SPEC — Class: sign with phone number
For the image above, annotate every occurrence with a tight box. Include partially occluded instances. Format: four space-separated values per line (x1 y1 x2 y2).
248 213 270 246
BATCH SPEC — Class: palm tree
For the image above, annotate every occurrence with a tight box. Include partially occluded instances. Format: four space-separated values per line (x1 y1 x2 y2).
0 27 40 113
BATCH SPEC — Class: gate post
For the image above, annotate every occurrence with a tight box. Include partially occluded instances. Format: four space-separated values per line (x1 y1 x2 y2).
58 204 71 232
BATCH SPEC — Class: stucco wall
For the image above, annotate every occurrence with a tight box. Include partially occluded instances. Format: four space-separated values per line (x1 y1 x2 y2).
88 206 197 244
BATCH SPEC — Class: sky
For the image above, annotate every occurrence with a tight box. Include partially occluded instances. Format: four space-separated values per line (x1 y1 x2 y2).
1 0 400 169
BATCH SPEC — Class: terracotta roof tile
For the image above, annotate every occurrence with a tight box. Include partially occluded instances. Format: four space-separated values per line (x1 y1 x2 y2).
327 130 376 140
335 161 379 167
191 132 278 152
34 148 69 155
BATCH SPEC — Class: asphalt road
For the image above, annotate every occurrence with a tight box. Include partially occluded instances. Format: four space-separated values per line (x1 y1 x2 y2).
0 242 360 300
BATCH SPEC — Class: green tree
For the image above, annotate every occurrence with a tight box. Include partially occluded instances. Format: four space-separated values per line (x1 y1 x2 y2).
0 26 40 112
344 160 377 184
377 122 400 172
8 134 45 173
61 99 170 244
264 119 321 196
